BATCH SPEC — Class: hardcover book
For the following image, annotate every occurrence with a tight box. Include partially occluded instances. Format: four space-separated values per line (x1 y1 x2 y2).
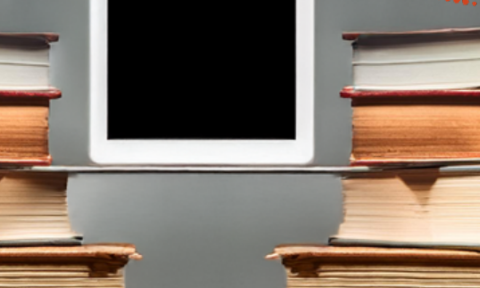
0 243 141 288
342 87 480 165
267 245 480 288
343 27 480 91
0 171 81 246
330 169 480 248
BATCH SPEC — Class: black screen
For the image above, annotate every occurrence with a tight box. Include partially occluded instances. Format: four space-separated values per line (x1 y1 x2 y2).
107 2 296 140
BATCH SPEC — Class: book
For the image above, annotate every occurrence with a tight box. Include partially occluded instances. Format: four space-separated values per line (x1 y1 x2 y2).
0 33 58 90
0 92 60 166
0 171 81 245
330 169 480 248
266 245 480 288
342 87 480 165
344 27 480 91
0 33 61 166
0 243 141 287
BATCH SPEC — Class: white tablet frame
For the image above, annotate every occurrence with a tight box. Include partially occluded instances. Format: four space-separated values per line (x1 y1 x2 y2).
89 0 314 165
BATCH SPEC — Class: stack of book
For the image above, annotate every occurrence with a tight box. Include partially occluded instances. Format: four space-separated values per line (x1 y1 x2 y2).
0 33 140 287
267 27 480 287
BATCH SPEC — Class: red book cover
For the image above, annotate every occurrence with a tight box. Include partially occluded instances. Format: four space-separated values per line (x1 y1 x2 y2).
349 158 480 168
340 86 480 99
343 27 480 41
0 88 61 99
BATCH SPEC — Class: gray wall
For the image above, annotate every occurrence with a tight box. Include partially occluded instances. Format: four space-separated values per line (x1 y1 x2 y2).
0 0 479 287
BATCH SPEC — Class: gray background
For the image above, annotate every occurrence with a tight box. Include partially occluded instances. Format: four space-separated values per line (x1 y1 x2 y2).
0 0 478 287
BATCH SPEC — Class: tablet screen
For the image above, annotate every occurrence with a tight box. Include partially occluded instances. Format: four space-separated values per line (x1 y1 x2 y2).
107 2 296 140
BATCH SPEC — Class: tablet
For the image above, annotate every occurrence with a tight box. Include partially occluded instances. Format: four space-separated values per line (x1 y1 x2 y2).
89 0 314 165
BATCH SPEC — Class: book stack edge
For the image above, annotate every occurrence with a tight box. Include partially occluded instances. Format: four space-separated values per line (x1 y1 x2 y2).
0 33 140 288
268 27 480 288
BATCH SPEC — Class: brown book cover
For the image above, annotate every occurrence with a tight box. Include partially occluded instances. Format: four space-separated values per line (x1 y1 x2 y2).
0 244 141 287
0 243 141 261
267 245 480 261
0 33 59 43
267 245 480 288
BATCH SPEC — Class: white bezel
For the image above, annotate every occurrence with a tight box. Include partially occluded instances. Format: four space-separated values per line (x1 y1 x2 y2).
89 0 314 165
